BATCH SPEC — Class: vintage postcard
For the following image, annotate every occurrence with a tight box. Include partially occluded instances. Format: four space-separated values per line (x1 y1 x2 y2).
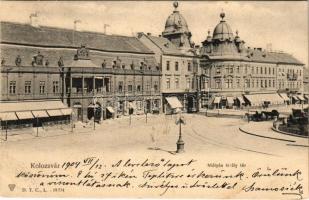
0 1 308 199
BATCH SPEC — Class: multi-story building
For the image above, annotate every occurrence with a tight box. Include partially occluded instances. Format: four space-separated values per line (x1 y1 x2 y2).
303 67 309 103
138 2 201 113
200 12 305 108
0 21 161 128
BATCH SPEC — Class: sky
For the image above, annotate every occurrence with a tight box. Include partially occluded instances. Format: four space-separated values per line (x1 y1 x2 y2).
0 1 308 66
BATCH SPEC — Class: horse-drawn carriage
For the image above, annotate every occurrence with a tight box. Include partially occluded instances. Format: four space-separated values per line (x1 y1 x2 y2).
247 110 280 122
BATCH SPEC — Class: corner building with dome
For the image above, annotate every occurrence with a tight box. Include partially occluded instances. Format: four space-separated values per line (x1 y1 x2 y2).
138 1 201 114
199 12 305 108
140 2 305 111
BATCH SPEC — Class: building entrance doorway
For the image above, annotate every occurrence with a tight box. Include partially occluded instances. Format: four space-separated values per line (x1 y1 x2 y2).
87 102 101 122
145 100 151 113
73 102 82 121
187 96 196 113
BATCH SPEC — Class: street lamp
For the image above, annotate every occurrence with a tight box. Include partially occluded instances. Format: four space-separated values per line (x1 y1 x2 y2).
176 111 185 153
93 96 97 130
145 107 148 124
36 114 39 137
5 119 8 141
71 111 74 133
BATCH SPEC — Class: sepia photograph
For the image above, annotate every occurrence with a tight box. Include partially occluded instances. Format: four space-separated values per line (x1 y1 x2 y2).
0 1 308 199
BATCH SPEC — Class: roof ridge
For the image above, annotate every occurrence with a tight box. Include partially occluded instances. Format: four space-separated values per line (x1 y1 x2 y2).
0 21 139 40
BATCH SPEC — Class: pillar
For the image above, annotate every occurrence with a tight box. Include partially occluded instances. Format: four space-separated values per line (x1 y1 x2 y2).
93 76 96 95
70 77 72 95
82 76 85 95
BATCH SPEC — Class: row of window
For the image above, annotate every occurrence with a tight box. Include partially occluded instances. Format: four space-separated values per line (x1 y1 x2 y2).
9 81 59 95
286 68 302 76
165 78 194 90
117 81 159 93
213 65 277 75
212 79 277 89
166 61 193 72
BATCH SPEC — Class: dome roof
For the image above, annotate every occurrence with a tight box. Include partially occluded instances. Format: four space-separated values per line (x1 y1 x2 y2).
163 2 190 34
213 12 233 40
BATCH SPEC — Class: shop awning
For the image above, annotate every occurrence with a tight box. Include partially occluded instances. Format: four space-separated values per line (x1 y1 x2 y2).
61 108 72 115
213 97 221 104
16 111 34 120
165 97 183 109
244 95 260 106
175 108 182 113
279 93 290 101
32 110 49 118
297 95 305 101
292 96 299 101
226 97 234 105
237 97 245 105
47 109 63 117
244 93 284 105
0 100 68 112
107 106 115 113
0 112 18 121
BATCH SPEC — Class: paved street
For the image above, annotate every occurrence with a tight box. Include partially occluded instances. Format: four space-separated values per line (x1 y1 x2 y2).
1 113 308 198
1 113 308 159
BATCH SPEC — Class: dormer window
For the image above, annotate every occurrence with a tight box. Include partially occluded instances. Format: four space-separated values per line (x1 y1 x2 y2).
112 61 116 68
140 62 144 70
15 55 22 67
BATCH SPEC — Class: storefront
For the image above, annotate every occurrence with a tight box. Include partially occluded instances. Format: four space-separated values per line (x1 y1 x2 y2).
244 93 284 107
164 97 183 114
0 100 72 130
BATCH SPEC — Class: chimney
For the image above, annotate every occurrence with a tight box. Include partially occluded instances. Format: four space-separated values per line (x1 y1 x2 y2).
147 33 151 36
74 19 82 31
158 35 162 37
29 12 39 27
266 43 272 52
137 32 144 38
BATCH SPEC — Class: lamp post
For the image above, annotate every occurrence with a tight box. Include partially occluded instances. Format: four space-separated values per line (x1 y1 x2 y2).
5 119 8 141
93 96 97 131
176 111 185 153
71 111 74 133
36 115 39 137
145 108 148 124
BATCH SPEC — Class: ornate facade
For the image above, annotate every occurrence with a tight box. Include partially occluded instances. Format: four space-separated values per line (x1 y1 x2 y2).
138 2 200 113
0 21 161 125
200 12 305 108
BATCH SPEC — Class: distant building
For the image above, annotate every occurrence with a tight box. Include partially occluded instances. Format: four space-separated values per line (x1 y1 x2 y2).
0 21 161 129
138 2 201 114
303 67 309 102
200 12 305 108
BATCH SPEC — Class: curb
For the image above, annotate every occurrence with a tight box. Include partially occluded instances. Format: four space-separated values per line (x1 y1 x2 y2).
271 127 309 139
239 127 295 143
